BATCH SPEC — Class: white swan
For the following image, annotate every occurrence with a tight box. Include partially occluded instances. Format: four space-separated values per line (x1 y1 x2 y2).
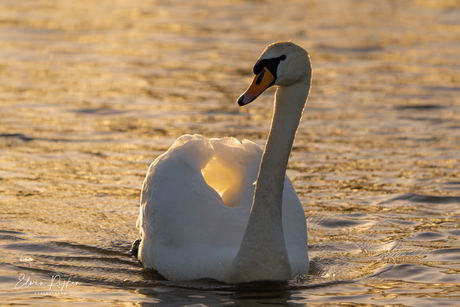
136 41 312 283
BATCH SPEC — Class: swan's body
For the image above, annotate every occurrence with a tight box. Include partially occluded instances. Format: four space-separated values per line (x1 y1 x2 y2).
137 42 312 283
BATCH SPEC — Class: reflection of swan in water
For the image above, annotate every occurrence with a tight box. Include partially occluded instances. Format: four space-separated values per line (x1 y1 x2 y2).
135 41 312 283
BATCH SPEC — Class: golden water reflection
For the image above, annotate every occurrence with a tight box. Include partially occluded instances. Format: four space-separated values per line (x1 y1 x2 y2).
0 0 459 306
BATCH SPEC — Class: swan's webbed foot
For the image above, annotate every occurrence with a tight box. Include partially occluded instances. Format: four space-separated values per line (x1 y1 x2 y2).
129 238 141 258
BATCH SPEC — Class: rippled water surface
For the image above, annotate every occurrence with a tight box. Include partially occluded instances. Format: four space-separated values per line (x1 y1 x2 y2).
1 0 460 306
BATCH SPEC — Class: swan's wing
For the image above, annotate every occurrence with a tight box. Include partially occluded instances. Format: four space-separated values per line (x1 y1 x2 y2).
139 135 228 246
203 137 263 211
137 135 246 280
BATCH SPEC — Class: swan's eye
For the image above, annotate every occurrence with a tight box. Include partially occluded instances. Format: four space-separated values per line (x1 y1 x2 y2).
253 55 287 78
254 61 264 75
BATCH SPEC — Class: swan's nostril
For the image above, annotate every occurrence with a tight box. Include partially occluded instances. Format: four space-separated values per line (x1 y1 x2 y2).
255 69 265 85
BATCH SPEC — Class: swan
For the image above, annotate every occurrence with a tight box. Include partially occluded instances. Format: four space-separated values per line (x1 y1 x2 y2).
136 41 312 283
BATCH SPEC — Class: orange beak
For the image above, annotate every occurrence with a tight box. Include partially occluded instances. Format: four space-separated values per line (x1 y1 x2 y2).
237 67 276 106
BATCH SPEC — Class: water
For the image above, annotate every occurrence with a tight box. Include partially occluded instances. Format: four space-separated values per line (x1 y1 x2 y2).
1 0 459 305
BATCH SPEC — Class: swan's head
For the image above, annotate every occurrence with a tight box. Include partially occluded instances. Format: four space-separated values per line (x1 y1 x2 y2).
238 41 311 106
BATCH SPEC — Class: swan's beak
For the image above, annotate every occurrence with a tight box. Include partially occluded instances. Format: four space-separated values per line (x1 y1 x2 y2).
237 67 275 106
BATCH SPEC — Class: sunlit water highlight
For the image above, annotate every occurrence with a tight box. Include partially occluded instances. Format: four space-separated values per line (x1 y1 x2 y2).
1 0 459 306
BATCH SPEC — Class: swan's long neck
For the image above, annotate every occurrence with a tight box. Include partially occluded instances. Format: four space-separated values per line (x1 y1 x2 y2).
254 81 309 214
228 77 310 282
